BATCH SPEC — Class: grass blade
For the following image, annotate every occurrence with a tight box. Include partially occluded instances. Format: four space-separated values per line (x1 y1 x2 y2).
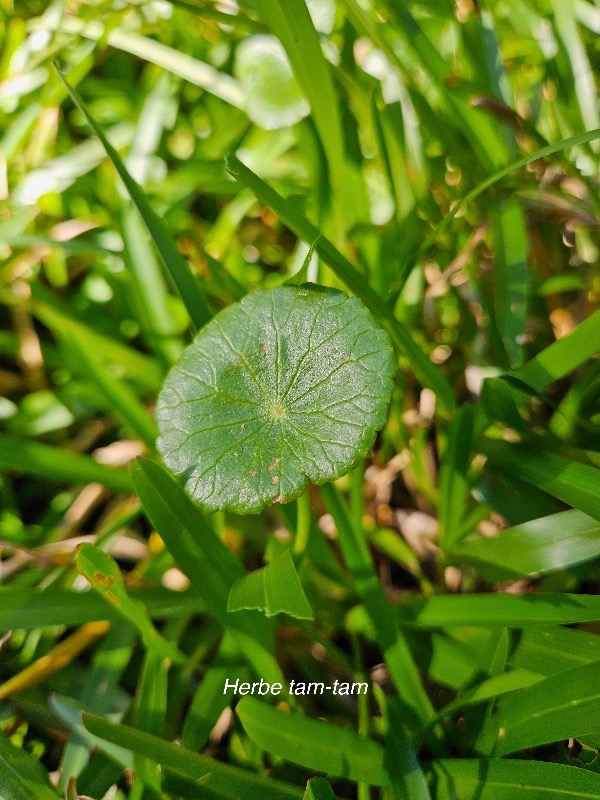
375 0 510 170
49 18 245 108
226 153 456 412
0 435 130 492
32 291 164 394
0 733 61 800
551 0 599 135
385 698 432 800
304 778 339 800
515 309 600 393
75 543 185 663
430 759 600 799
252 0 350 221
321 482 434 729
133 651 168 792
397 593 600 627
481 440 600 522
56 70 211 331
183 658 250 750
237 696 389 786
485 660 600 755
490 198 531 368
416 127 600 264
438 404 475 550
59 325 158 449
228 550 314 619
82 713 302 800
0 586 204 632
166 0 267 32
130 457 282 683
454 509 600 578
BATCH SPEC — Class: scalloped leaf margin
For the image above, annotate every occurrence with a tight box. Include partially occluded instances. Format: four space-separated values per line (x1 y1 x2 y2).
156 285 396 513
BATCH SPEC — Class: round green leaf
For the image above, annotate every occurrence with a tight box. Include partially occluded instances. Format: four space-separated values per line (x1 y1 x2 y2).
234 35 309 130
156 285 396 514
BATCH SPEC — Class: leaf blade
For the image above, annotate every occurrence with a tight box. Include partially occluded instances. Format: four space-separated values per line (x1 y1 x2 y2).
228 550 314 619
75 543 185 663
430 759 600 799
57 69 211 330
226 153 456 411
237 696 389 786
0 434 131 492
82 713 302 800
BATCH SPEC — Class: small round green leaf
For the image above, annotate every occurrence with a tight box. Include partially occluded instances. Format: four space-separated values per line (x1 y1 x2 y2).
156 285 396 514
234 35 309 130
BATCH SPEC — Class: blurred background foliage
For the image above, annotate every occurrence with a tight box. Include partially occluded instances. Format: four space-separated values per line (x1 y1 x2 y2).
1 0 600 798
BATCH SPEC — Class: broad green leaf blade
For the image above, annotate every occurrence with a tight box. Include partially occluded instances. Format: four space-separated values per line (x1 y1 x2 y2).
57 71 211 331
75 543 185 663
129 458 282 683
454 509 600 578
235 36 309 129
0 586 204 632
397 593 600 627
509 626 600 676
435 669 543 722
157 285 395 513
481 440 600 521
82 713 302 800
0 733 61 800
430 759 600 799
237 696 389 786
484 660 600 756
515 309 600 394
0 434 130 492
304 778 339 800
225 153 456 412
228 550 314 619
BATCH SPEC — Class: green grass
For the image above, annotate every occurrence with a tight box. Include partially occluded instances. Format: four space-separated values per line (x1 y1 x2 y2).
1 1 600 798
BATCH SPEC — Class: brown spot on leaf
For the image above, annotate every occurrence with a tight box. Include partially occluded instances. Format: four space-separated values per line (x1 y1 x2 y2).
105 591 121 607
268 458 281 472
